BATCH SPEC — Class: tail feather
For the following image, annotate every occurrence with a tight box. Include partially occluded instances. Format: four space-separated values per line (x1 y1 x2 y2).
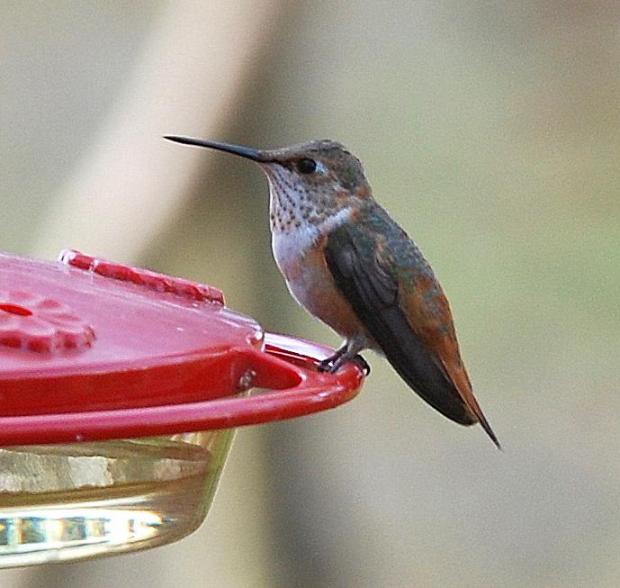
378 316 500 448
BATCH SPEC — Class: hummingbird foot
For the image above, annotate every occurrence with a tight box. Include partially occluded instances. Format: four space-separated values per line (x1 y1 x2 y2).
318 344 370 376
352 354 371 375
317 344 348 373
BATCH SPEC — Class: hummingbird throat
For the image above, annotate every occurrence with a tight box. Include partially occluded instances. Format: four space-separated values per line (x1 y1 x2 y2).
265 168 350 235
265 170 355 277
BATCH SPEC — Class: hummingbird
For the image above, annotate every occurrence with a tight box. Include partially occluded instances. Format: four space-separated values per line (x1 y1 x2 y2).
164 135 500 448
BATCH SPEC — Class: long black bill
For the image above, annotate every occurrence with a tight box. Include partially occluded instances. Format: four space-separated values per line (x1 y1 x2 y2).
164 135 267 162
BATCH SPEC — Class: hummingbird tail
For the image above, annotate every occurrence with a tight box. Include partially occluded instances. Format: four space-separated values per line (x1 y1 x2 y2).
438 361 501 449
466 401 501 449
368 324 501 448
383 343 499 447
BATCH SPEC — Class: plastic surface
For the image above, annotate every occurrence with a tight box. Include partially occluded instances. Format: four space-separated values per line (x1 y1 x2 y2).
0 251 364 445
0 250 365 568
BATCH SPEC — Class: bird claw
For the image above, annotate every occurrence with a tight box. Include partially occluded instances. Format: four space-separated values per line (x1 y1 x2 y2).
317 357 338 373
352 354 371 376
317 353 370 376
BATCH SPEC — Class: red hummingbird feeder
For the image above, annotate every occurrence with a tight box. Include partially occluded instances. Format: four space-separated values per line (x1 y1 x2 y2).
0 250 364 567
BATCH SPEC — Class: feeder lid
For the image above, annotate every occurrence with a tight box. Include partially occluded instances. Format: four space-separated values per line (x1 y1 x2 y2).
0 251 363 445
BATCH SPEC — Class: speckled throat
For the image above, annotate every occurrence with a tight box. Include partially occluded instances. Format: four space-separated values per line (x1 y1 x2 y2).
264 165 354 234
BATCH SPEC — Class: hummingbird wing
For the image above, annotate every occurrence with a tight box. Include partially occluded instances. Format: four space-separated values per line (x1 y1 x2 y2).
324 217 499 447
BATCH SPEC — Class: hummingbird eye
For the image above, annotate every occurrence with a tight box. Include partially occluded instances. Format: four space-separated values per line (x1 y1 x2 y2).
296 158 317 174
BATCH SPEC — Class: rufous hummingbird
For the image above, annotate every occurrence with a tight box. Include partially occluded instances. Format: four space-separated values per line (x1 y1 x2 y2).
165 135 499 448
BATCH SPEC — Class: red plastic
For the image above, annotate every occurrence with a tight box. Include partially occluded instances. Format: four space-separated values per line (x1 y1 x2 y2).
59 249 225 304
0 251 363 445
0 289 95 353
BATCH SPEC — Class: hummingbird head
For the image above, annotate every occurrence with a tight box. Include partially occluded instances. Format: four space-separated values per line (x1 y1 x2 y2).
164 136 373 233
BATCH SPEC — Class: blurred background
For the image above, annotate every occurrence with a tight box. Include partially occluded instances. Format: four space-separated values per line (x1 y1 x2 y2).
1 1 619 586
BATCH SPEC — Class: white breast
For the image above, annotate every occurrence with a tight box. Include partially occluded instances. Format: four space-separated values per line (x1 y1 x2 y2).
272 225 318 275
271 207 353 276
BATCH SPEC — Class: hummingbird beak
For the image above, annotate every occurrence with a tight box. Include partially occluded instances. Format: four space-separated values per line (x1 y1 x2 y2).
164 135 269 163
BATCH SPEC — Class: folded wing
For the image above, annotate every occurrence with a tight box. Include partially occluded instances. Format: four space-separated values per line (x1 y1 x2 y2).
324 221 499 447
